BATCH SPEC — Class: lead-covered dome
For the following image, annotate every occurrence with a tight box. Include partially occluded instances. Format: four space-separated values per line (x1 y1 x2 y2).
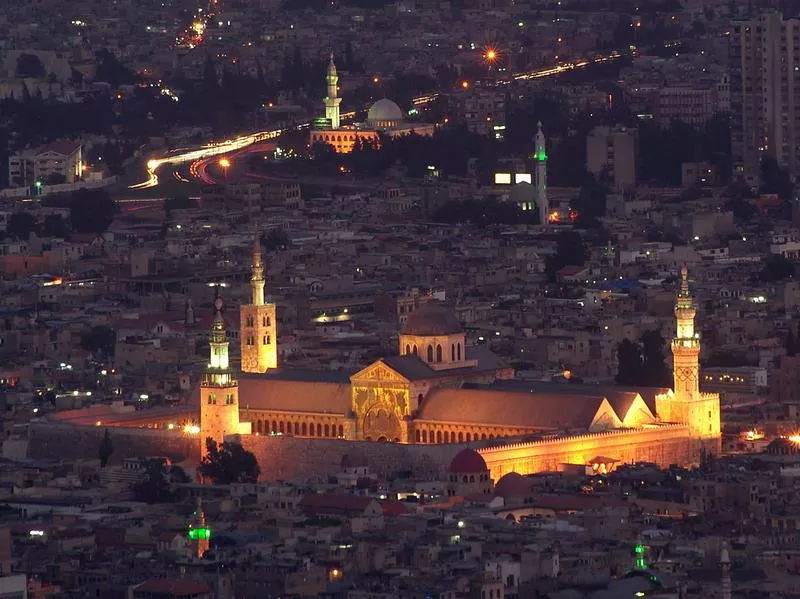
401 301 463 336
367 98 404 127
449 448 488 474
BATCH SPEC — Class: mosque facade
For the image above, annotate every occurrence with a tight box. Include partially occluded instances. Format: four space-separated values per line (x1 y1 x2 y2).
195 240 721 474
308 55 434 154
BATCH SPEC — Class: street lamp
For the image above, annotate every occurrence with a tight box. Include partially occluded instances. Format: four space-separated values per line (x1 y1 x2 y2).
218 157 230 183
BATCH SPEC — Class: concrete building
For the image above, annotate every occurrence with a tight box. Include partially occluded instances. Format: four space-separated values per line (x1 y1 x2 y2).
586 125 637 190
8 141 82 188
730 10 800 184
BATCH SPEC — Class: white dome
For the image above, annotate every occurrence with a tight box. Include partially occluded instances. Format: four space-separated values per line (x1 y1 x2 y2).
367 98 404 124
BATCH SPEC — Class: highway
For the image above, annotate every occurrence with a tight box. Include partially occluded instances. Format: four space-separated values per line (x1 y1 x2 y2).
129 51 623 190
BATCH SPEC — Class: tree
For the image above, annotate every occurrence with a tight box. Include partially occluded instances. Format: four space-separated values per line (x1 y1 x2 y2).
16 54 45 78
6 211 36 240
760 254 794 282
199 438 260 484
545 230 589 282
760 154 793 200
69 188 116 235
98 429 114 467
170 465 191 484
261 228 291 251
132 460 174 503
41 214 70 238
640 329 672 387
616 339 642 385
80 325 116 357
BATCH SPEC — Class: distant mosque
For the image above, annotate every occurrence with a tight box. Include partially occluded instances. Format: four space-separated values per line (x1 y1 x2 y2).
309 54 435 153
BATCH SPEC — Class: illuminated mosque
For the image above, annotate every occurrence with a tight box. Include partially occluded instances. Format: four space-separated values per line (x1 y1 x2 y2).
193 237 721 478
308 54 434 153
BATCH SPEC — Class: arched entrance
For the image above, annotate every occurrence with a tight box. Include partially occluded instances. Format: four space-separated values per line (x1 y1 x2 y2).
361 407 401 442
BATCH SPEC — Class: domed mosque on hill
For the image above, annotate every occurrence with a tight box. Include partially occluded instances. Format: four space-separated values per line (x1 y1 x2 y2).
185 243 721 479
308 54 434 153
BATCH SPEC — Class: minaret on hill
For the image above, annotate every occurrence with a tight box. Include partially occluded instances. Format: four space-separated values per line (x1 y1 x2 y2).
187 497 211 559
324 53 341 129
240 233 278 373
200 296 240 456
656 266 721 454
534 121 549 226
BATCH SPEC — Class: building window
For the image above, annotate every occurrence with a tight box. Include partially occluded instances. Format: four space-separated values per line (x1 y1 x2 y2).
457 343 462 360
264 335 270 345
246 316 254 327
451 344 455 360
302 422 307 435
436 345 443 363
405 344 411 355
427 345 434 362
226 394 235 405
246 335 254 346
413 344 418 355
338 425 344 437
208 393 216 405
264 316 270 326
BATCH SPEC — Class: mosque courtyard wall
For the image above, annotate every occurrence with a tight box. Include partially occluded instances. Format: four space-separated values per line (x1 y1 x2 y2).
25 421 698 484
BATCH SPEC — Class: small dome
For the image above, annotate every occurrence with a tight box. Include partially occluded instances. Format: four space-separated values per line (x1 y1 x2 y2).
401 301 463 336
494 472 530 498
449 448 488 473
367 98 404 124
341 449 369 469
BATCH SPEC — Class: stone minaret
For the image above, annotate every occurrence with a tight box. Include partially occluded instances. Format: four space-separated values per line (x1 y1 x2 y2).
324 53 341 129
200 296 239 456
187 497 211 559
720 542 732 599
534 121 549 225
656 266 721 452
240 233 278 373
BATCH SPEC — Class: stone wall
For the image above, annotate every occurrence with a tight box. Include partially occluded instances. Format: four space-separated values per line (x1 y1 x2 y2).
237 434 466 482
27 423 201 465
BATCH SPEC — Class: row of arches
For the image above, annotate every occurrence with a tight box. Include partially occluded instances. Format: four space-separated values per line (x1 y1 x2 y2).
252 418 345 439
413 428 518 444
403 342 462 363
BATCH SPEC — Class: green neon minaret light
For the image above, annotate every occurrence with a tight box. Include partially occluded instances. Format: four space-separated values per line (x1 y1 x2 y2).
534 151 547 161
187 527 211 540
634 544 646 569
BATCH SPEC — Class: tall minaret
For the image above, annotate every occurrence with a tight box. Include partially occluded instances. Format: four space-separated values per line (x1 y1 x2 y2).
200 296 240 456
240 233 278 373
657 266 721 451
720 542 732 599
324 53 341 129
672 265 699 402
534 121 549 226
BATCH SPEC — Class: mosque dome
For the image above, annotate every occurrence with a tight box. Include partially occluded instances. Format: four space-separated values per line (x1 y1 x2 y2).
367 98 404 127
449 448 488 474
401 301 463 337
767 437 800 456
494 472 530 498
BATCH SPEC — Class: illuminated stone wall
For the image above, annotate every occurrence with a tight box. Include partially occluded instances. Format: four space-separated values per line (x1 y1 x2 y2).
27 422 201 464
478 424 694 480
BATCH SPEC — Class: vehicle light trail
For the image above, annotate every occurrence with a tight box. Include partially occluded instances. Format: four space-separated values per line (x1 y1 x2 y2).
132 51 622 188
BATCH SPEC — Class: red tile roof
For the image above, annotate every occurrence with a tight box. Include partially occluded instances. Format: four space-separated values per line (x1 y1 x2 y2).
37 141 81 156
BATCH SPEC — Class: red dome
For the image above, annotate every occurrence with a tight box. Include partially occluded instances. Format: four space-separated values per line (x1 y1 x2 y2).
494 472 531 498
449 448 488 473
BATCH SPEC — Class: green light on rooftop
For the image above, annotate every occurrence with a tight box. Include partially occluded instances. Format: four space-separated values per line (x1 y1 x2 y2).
634 543 647 570
187 527 211 541
34 180 42 189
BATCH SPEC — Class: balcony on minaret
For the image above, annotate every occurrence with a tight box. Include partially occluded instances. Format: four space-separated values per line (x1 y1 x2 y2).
672 337 699 350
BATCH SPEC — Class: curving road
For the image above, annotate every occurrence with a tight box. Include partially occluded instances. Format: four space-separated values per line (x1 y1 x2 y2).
130 52 623 190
